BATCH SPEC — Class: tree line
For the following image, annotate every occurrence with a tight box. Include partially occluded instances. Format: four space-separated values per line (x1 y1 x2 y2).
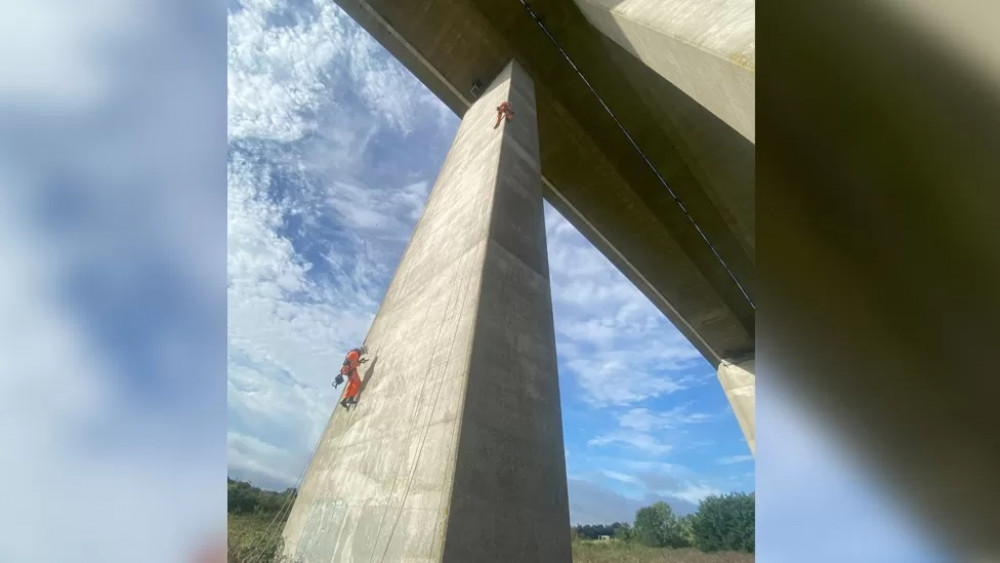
227 478 297 517
228 478 752 554
573 492 754 553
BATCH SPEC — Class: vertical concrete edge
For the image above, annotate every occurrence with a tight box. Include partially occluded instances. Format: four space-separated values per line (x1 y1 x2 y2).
436 59 516 559
717 356 756 456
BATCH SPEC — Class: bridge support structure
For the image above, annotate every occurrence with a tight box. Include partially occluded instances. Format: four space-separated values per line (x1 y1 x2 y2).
718 355 755 456
280 59 571 563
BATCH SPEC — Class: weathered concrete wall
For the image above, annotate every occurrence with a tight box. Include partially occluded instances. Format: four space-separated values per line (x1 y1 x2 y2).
717 357 755 455
573 0 755 143
280 59 570 562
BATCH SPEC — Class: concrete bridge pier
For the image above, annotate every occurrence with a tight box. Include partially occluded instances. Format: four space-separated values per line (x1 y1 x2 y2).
280 59 571 562
717 356 755 456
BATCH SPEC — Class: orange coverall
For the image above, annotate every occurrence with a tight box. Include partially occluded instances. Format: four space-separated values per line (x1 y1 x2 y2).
341 349 362 402
494 101 514 129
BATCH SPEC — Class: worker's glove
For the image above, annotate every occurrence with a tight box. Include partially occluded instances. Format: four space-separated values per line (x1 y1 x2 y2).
359 357 368 364
333 374 344 388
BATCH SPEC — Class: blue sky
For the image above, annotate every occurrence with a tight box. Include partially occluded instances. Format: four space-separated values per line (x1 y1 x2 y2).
225 0 755 525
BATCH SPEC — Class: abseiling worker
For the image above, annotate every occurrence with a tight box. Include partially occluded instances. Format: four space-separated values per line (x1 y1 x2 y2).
494 101 514 129
333 345 368 408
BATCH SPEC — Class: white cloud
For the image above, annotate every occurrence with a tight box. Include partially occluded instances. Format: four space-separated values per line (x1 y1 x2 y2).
228 0 347 141
569 478 647 524
560 333 705 407
568 477 707 524
588 431 674 457
226 149 386 488
570 450 742 519
227 0 446 142
225 0 465 494
0 0 147 110
0 169 223 563
718 455 754 465
0 0 232 554
323 179 430 237
619 405 713 432
670 483 723 505
543 204 707 407
545 203 740 506
228 431 306 490
586 404 712 458
601 470 641 484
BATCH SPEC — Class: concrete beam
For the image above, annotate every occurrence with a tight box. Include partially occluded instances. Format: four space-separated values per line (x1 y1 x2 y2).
717 356 755 455
280 60 570 562
573 0 755 143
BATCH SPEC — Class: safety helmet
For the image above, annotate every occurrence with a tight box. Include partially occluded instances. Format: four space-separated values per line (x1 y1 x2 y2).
356 345 367 355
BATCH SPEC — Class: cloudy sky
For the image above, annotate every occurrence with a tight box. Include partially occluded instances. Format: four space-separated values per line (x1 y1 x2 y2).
1 0 227 560
226 0 754 525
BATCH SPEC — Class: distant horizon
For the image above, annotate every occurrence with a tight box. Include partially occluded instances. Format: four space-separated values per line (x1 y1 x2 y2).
225 475 755 527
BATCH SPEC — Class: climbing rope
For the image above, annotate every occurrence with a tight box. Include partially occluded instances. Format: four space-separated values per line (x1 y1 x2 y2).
370 177 486 562
516 0 755 309
240 417 327 563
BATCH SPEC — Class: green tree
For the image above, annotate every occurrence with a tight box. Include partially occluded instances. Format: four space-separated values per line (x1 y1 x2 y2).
633 501 686 548
612 522 633 542
691 491 754 552
227 478 298 517
678 514 697 546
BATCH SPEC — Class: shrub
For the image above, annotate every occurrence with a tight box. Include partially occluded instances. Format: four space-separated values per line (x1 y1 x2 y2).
691 492 754 553
633 501 689 548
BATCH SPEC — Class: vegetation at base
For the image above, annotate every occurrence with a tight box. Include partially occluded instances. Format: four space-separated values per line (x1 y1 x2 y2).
228 478 297 516
573 522 634 540
690 493 754 553
571 541 754 563
227 478 298 563
573 492 753 554
228 478 754 562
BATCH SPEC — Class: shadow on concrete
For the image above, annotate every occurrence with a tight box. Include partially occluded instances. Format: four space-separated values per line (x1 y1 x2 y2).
356 356 379 401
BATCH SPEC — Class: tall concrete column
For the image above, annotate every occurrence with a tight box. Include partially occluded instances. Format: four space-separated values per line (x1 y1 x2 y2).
572 0 755 143
717 356 755 456
280 60 571 563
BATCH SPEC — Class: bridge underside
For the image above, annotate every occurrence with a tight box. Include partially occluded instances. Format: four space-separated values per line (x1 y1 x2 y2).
335 0 755 367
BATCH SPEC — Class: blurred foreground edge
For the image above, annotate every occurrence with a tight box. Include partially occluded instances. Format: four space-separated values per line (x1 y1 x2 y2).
758 0 1000 559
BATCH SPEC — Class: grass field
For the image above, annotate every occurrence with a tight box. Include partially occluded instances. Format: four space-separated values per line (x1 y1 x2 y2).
227 515 753 563
228 514 286 563
571 540 753 563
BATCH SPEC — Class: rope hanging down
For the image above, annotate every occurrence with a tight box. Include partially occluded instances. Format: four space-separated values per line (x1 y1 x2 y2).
516 0 755 310
240 429 324 563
